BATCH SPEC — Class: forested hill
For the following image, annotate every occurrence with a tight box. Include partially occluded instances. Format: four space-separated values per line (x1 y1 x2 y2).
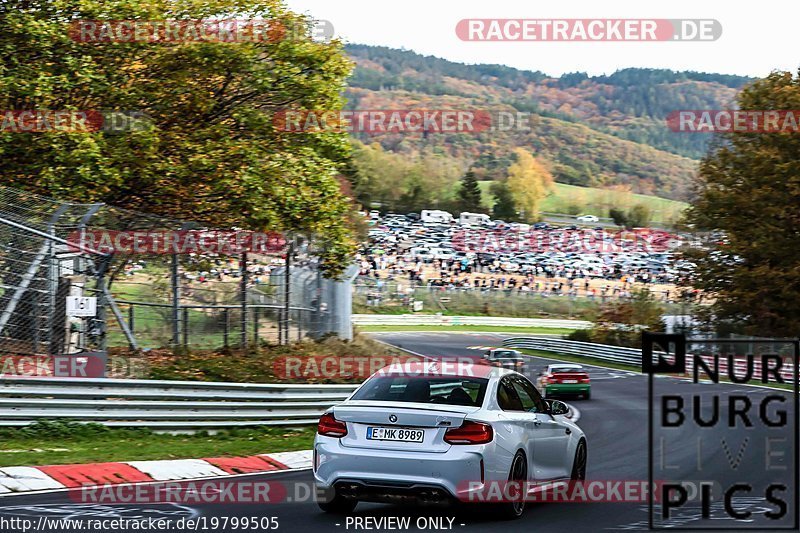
343 44 753 200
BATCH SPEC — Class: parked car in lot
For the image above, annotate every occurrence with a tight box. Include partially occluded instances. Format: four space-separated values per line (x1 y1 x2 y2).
536 364 591 399
480 349 525 372
314 362 587 519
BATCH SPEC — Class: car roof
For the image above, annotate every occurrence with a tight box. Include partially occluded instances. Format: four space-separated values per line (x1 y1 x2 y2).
548 363 584 370
374 360 515 379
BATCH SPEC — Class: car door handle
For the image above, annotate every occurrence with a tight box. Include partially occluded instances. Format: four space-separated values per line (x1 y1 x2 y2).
565 428 572 435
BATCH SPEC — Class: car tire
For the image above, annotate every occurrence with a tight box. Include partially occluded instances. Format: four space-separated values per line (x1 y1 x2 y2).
571 440 587 481
584 390 591 400
317 488 357 514
494 450 527 520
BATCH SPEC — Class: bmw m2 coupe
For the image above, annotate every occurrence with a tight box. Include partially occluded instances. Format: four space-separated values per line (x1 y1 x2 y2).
314 361 587 519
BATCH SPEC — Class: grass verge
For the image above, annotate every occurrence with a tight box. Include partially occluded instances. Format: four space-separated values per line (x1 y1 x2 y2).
140 334 401 383
0 421 316 467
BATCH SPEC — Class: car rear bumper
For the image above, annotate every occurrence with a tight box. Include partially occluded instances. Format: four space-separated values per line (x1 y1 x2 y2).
330 479 457 505
545 384 590 394
314 438 486 500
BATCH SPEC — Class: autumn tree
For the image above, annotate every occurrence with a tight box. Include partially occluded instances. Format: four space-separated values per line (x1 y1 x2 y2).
349 140 461 212
627 204 652 228
506 148 554 222
0 0 356 273
456 169 483 212
610 204 651 228
609 207 628 227
569 289 665 347
685 71 800 336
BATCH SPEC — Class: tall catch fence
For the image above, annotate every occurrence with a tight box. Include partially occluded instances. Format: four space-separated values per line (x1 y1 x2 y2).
0 186 355 360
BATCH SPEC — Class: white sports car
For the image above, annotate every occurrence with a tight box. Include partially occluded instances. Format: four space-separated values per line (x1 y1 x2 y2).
314 361 587 519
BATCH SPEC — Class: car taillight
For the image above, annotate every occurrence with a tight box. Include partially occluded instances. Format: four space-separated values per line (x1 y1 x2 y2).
444 421 493 444
318 413 347 437
580 376 590 383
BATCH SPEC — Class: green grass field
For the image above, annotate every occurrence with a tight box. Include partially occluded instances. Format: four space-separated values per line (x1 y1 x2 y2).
477 181 688 225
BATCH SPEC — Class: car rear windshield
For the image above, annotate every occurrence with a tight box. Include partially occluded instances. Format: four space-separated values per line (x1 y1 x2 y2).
551 366 584 373
492 351 520 359
352 376 488 407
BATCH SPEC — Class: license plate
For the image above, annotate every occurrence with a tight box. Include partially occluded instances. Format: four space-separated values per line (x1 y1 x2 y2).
366 427 424 443
563 379 578 384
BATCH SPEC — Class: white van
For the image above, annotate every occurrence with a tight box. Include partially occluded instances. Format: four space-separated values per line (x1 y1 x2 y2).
459 212 491 227
421 210 454 224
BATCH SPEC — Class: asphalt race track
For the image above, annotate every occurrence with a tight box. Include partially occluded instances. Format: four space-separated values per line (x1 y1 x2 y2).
0 332 795 532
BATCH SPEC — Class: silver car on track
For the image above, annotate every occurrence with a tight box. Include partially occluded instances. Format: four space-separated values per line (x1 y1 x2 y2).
313 361 587 519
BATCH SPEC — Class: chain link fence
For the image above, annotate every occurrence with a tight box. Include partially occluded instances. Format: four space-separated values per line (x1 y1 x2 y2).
0 186 355 360
353 277 685 319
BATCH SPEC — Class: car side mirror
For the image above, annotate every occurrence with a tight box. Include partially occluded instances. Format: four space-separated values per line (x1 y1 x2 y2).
547 400 569 416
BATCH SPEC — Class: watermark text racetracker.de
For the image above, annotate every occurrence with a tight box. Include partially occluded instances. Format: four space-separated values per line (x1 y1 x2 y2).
69 18 335 43
668 110 800 133
455 19 721 42
273 109 537 134
273 356 491 381
0 354 146 379
451 227 682 254
0 110 150 133
67 230 286 255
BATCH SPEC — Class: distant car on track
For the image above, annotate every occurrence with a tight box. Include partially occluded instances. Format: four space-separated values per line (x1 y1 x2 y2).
536 364 591 399
314 361 587 519
576 215 599 223
480 349 525 372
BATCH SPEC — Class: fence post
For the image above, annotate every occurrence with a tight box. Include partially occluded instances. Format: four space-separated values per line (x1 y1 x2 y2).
32 292 40 353
128 305 135 335
223 308 229 348
240 252 248 348
277 308 283 345
182 307 189 348
283 239 293 345
170 254 180 347
253 306 259 346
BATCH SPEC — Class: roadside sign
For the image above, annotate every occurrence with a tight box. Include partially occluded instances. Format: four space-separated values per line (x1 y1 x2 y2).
66 296 97 317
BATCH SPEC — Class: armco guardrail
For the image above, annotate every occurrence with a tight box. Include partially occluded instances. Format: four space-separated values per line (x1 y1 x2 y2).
503 337 796 381
0 377 358 430
502 337 640 365
354 315 591 329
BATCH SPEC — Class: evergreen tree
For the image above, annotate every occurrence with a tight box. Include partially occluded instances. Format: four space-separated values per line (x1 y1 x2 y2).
490 182 518 221
457 170 484 212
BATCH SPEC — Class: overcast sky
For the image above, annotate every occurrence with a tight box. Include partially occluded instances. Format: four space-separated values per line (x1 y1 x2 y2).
284 0 797 78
